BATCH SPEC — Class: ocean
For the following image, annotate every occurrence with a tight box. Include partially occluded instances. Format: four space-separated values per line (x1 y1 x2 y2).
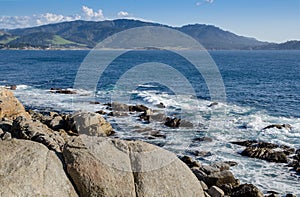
0 49 299 194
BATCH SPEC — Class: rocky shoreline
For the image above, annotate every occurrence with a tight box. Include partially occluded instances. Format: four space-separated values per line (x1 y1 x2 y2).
0 87 298 197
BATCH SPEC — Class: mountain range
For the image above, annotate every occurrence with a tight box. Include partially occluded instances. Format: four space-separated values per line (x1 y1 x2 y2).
1 19 299 50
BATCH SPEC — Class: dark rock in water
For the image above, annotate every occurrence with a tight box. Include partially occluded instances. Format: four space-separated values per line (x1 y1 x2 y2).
165 117 181 128
129 104 148 112
8 85 17 90
89 101 100 104
95 110 107 115
232 140 293 163
50 88 76 94
109 111 128 117
193 137 213 143
139 110 152 123
288 149 300 174
286 194 296 197
186 150 212 157
262 124 292 130
242 146 288 163
231 184 264 197
231 140 258 147
208 102 218 107
179 155 201 168
155 102 165 108
133 127 166 139
224 161 238 167
267 190 280 195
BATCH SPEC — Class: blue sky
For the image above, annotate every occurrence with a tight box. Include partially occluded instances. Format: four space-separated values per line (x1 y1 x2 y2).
0 0 299 43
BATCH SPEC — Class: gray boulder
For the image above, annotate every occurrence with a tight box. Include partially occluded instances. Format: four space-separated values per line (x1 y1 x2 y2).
0 139 78 197
69 111 114 136
63 136 205 197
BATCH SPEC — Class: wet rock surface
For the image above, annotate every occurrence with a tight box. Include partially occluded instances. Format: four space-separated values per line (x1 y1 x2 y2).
232 140 295 163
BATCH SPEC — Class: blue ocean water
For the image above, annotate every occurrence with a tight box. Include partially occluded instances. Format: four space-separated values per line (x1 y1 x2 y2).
0 50 299 194
0 50 299 117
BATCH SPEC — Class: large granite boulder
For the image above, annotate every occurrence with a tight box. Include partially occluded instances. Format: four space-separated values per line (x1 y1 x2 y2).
63 136 205 197
0 88 30 120
69 111 114 136
0 139 77 196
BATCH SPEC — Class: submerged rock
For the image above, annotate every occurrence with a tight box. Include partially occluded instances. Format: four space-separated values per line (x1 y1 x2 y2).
50 88 76 94
165 116 181 128
155 102 165 108
262 124 292 130
208 102 218 107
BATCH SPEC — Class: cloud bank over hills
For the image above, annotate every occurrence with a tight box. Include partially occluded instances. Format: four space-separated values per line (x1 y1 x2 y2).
0 5 131 29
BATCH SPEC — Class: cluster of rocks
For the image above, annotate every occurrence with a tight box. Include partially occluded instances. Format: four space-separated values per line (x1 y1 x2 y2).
179 155 265 197
231 140 300 175
1 88 298 197
103 102 193 128
0 88 207 196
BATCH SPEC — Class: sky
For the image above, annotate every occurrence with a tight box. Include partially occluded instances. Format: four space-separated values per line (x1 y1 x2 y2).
0 0 299 43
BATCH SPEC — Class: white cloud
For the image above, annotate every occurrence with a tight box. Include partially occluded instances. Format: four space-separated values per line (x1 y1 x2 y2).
82 5 105 20
118 11 129 17
196 0 214 6
196 2 203 6
0 5 106 29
